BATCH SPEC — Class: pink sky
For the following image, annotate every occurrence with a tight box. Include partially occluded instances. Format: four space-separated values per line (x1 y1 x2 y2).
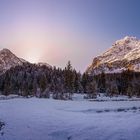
1 0 137 71
0 15 102 72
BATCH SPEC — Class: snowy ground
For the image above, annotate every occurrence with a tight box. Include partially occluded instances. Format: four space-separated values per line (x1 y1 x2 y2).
0 94 140 140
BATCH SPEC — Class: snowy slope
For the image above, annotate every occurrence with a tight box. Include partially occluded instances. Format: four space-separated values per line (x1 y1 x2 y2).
87 36 140 75
0 97 140 140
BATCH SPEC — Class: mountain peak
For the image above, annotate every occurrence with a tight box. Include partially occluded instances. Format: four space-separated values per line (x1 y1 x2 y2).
123 36 137 41
0 48 24 73
0 48 12 53
86 36 140 75
0 48 51 74
115 36 138 45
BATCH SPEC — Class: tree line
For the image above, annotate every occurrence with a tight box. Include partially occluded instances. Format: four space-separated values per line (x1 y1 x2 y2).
84 70 140 98
0 61 82 99
0 61 140 99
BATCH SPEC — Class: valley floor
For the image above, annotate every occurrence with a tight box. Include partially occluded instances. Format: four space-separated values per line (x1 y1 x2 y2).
0 94 140 140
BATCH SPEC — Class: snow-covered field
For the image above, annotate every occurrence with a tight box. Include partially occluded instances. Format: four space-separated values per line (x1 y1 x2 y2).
0 94 140 140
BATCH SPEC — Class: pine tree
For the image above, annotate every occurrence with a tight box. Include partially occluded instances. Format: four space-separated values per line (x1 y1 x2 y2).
98 72 106 93
39 74 47 93
81 73 89 93
73 70 82 93
86 80 97 98
64 61 74 95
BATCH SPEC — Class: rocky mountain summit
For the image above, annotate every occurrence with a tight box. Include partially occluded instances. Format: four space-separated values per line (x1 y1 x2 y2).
86 36 140 75
0 48 51 74
0 48 25 73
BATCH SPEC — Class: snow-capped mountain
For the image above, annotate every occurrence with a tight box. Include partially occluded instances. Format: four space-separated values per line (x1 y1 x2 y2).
86 36 140 75
0 48 26 73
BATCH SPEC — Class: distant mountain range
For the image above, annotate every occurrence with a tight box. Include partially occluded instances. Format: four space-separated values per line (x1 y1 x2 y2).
86 36 140 75
0 48 51 74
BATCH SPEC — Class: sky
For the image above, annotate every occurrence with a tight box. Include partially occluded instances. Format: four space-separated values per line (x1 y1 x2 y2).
0 0 140 72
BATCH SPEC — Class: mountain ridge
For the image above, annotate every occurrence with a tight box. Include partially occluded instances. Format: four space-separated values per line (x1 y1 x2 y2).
0 48 25 73
86 36 140 75
0 48 51 73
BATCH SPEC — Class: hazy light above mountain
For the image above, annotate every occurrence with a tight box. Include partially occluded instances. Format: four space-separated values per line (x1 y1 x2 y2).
0 0 140 72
